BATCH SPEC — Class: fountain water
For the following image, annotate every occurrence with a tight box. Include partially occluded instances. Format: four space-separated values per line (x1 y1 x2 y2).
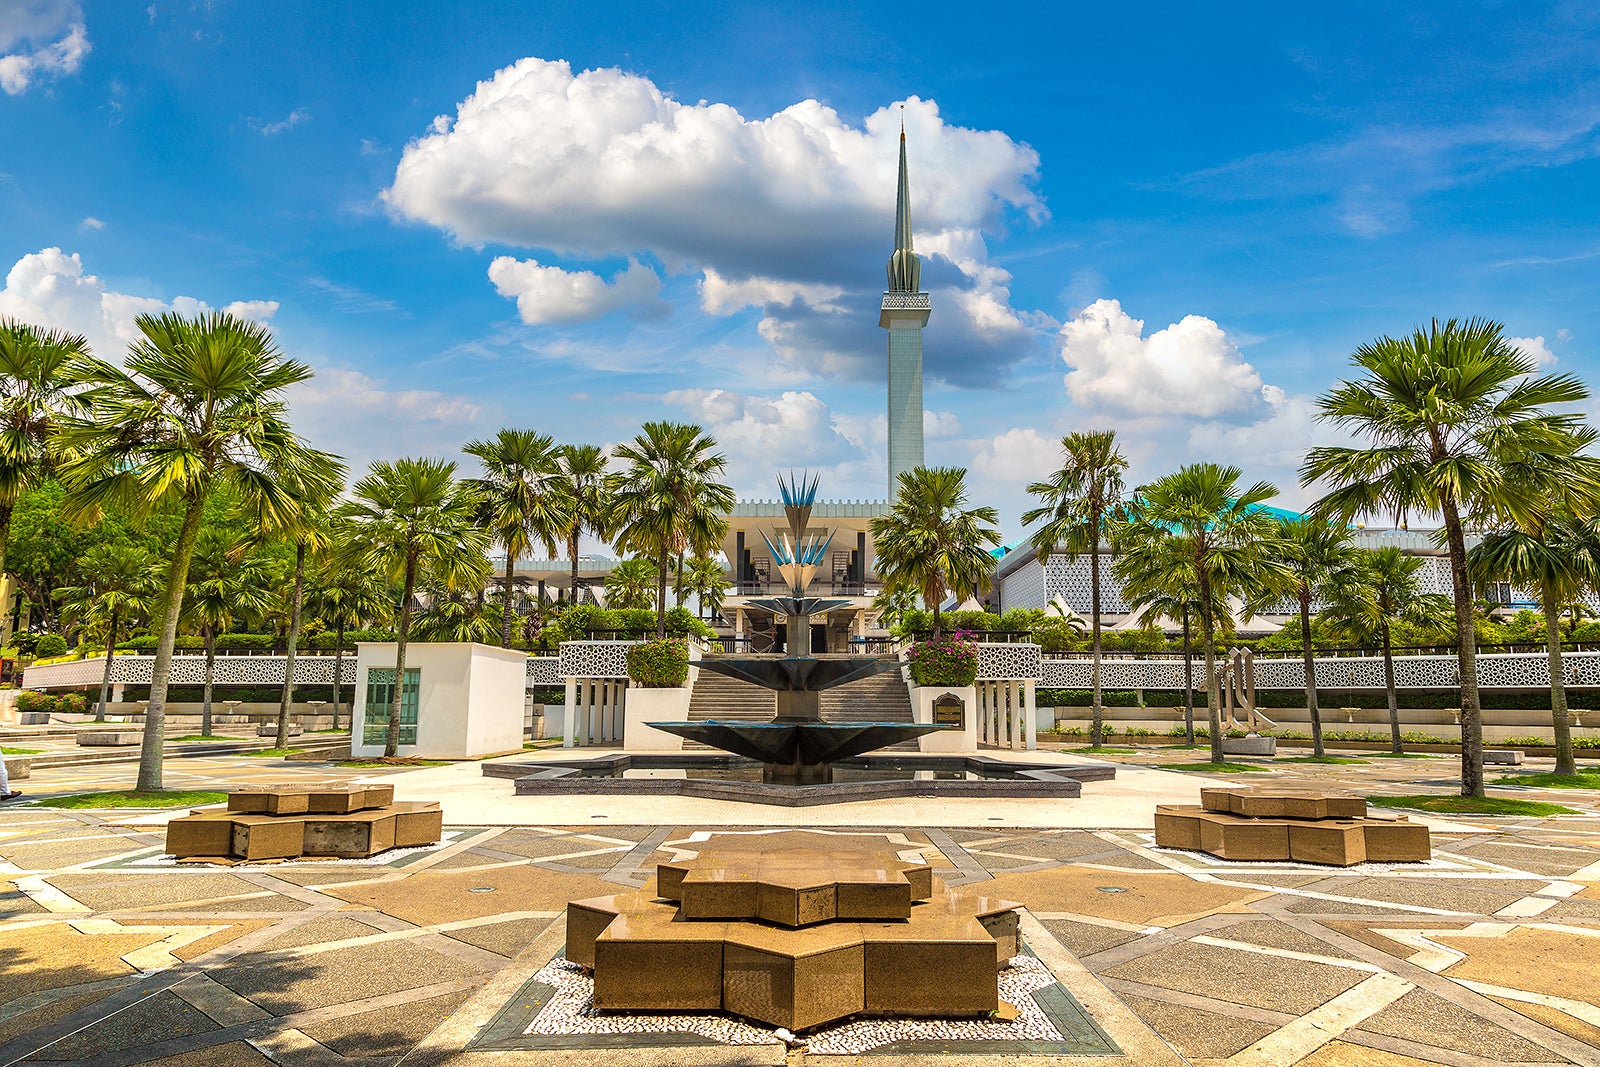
647 473 946 783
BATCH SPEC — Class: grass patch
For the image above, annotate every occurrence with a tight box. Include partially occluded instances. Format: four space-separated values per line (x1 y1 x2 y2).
1156 761 1269 773
1494 771 1600 790
310 727 348 734
171 734 243 742
244 748 303 758
1068 746 1137 754
1369 794 1579 816
1368 752 1442 759
1275 756 1370 765
38 789 228 809
335 757 450 768
1 746 40 755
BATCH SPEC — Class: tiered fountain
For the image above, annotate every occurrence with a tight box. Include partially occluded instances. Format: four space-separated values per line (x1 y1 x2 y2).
646 473 946 784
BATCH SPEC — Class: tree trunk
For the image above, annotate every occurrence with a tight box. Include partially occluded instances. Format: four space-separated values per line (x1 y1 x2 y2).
1545 594 1575 776
388 556 417 758
501 552 516 648
95 607 119 722
1441 496 1484 797
0 501 13 617
1182 605 1195 746
675 551 686 609
1198 570 1223 764
1301 591 1323 757
655 556 669 638
138 499 205 792
202 630 215 740
331 620 345 731
276 542 306 750
931 588 943 639
569 531 581 607
1089 536 1104 749
1382 619 1402 754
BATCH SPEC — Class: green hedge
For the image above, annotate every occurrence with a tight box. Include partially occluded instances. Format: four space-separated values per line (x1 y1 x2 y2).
1036 688 1143 707
627 638 689 687
527 687 566 705
15 691 87 715
115 685 353 703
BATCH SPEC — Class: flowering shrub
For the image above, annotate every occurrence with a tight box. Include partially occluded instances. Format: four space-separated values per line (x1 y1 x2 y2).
906 633 980 687
627 638 689 688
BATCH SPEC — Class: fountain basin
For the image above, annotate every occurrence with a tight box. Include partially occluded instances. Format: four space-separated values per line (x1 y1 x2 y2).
645 720 949 783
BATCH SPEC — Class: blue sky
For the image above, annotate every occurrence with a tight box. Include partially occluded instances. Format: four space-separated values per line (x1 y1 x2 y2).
2 1 1598 537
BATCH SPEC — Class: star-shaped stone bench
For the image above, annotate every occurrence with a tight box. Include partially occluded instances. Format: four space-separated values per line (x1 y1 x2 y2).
1155 785 1430 865
166 782 441 863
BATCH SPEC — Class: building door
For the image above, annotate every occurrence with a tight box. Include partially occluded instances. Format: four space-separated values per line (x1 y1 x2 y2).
811 623 828 654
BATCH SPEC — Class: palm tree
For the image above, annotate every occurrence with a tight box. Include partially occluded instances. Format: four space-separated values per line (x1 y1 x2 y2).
609 423 734 637
686 554 730 621
54 543 161 722
1117 537 1203 745
1022 430 1128 748
1115 464 1287 764
413 576 499 643
553 444 609 606
604 557 657 612
0 320 91 594
264 492 336 750
1321 547 1452 754
339 458 490 757
464 429 565 648
1253 517 1360 757
304 549 391 730
184 531 277 738
1303 318 1599 796
1470 516 1600 775
870 466 1001 638
57 312 341 791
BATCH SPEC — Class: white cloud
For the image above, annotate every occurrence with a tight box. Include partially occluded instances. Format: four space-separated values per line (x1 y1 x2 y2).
256 108 309 136
78 216 104 231
286 367 488 476
969 427 1056 491
0 248 276 360
1058 298 1266 418
0 2 87 95
488 255 664 325
1508 334 1557 367
383 58 1045 382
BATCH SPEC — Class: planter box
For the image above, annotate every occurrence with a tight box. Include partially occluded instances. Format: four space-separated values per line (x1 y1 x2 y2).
623 686 689 751
910 685 977 753
1222 736 1277 757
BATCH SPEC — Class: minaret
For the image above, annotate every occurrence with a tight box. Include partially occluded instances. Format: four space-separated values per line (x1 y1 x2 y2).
879 121 930 503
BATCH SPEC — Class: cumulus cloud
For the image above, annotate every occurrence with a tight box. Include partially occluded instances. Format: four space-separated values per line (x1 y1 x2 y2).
1059 298 1267 418
286 367 488 475
0 1 88 95
488 256 664 325
0 248 280 360
1508 335 1558 367
384 58 1046 382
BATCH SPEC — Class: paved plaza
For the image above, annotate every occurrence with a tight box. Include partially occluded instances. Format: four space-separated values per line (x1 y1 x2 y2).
2 750 1599 1065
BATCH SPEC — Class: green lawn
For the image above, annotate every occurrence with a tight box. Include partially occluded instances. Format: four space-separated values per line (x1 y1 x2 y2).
1368 794 1579 816
336 757 450 768
171 734 243 742
1156 761 1269 773
1067 746 1137 755
1 746 40 755
1494 771 1600 790
310 728 348 734
1275 756 1370 765
1368 752 1442 759
244 748 304 758
38 790 228 809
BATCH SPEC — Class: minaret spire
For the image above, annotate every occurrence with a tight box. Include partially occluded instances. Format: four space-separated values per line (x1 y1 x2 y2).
880 111 930 501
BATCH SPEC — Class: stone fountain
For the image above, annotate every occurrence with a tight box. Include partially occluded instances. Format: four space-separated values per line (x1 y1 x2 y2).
648 473 945 784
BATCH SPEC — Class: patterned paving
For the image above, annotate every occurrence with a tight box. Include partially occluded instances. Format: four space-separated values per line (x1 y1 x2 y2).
0 804 1597 1065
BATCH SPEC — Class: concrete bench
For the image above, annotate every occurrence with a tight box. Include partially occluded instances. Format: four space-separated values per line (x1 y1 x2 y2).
1484 749 1525 765
1222 735 1277 756
257 724 303 738
77 731 143 746
3 755 30 780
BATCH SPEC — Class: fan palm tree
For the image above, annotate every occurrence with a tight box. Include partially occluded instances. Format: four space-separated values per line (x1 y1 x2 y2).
1470 515 1600 775
1022 430 1128 747
604 557 658 612
1303 317 1600 796
260 492 337 750
685 554 731 621
609 423 734 637
0 320 91 592
1115 464 1287 764
553 444 609 607
304 548 392 730
338 458 490 756
870 466 1001 638
184 531 278 738
464 429 565 648
1117 535 1203 745
54 543 161 722
56 312 341 790
1321 547 1453 754
1251 517 1360 757
412 577 499 644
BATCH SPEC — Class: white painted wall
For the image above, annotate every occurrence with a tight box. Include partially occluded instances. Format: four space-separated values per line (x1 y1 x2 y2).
350 642 528 759
909 683 978 752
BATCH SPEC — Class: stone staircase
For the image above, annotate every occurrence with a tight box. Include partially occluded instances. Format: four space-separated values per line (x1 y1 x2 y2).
684 658 918 750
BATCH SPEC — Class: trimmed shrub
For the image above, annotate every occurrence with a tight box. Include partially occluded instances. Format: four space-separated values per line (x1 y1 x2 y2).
627 638 689 688
14 690 87 715
1036 688 1141 708
907 635 980 686
527 686 566 705
34 634 67 657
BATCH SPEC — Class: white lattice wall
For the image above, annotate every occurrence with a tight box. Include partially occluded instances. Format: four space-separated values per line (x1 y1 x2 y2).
527 657 560 684
976 643 1042 681
998 563 1046 611
556 641 635 680
1039 651 1600 690
24 654 355 690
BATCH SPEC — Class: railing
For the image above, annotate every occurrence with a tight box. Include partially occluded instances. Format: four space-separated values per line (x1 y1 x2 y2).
848 636 896 654
112 645 357 657
905 630 1036 644
1044 640 1600 661
731 581 875 597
